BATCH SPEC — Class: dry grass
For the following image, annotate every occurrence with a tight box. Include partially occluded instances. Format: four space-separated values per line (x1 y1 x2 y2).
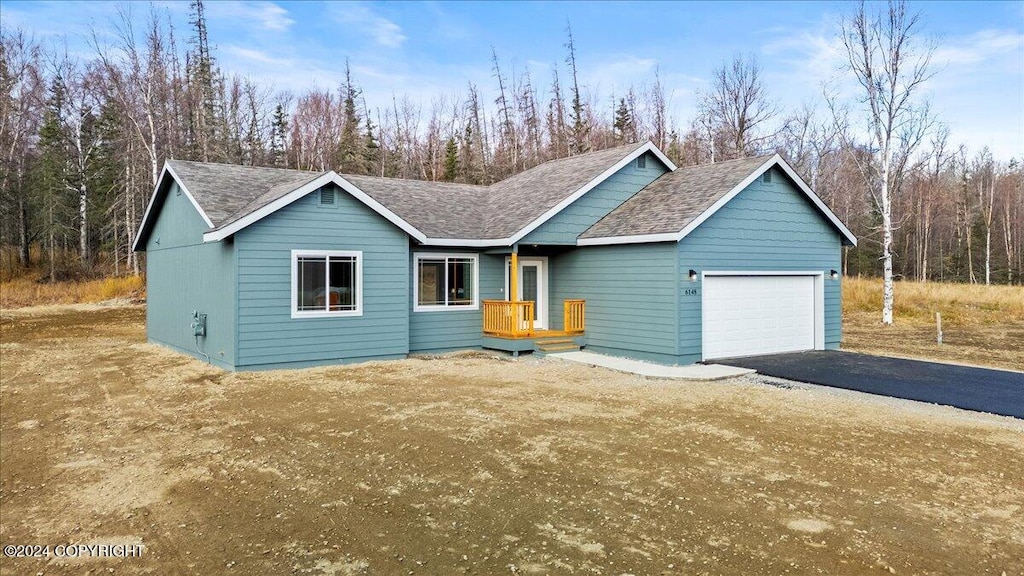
842 277 1024 370
843 276 1024 324
0 275 145 309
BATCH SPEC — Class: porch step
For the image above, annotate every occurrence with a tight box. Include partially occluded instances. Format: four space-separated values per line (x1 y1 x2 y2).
538 343 581 353
535 337 581 354
536 337 575 345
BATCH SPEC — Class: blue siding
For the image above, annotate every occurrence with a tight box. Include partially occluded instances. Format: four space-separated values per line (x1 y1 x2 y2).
521 152 668 245
145 182 236 369
234 185 409 368
678 166 843 361
548 242 680 361
408 247 503 353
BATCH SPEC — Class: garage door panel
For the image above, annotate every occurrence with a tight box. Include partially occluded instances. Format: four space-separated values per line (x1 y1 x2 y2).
703 275 816 360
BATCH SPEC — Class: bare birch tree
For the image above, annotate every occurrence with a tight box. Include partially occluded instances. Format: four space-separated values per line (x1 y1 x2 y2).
839 0 935 324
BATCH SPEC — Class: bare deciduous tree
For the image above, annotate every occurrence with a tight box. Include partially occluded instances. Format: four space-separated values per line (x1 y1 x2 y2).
838 0 936 324
697 54 780 161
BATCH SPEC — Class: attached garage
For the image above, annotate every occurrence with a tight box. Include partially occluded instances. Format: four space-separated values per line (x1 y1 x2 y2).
579 153 857 365
701 273 824 360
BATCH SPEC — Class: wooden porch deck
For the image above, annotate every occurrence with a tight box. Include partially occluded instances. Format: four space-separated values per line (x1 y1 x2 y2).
483 328 581 341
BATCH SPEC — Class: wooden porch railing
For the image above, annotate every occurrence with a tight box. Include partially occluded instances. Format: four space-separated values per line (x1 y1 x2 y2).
483 300 535 337
483 299 586 338
563 299 585 334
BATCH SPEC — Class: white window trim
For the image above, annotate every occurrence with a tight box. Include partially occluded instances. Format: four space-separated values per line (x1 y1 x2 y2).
413 252 480 312
290 249 363 319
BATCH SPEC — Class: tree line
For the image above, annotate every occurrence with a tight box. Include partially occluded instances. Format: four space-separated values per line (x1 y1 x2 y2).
1 0 1021 292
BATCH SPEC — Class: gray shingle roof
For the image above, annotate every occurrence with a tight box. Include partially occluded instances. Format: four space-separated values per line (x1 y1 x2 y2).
342 176 489 239
579 155 773 239
350 142 647 239
481 142 648 239
165 142 650 240
167 160 327 227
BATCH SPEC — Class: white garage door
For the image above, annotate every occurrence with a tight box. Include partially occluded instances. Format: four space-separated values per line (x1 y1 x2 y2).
702 275 816 360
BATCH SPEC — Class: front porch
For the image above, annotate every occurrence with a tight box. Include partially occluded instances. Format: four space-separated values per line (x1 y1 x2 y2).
481 299 586 355
478 251 586 355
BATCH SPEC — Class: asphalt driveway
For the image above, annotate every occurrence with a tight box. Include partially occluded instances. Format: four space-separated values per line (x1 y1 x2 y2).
717 351 1024 419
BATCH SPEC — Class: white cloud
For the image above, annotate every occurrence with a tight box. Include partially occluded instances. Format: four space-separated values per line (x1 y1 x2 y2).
223 45 293 66
329 3 407 48
933 29 1024 66
205 1 294 32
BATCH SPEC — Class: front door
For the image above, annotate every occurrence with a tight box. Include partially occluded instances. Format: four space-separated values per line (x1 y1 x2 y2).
506 257 548 330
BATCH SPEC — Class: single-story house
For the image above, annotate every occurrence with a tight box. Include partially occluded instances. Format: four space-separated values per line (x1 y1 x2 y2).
133 141 857 371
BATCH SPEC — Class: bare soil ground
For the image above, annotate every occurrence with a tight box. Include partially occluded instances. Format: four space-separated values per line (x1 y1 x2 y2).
1 305 1022 575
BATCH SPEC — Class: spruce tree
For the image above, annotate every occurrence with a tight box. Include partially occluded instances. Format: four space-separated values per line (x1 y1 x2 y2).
337 62 365 174
613 98 633 144
36 79 70 281
269 103 289 167
442 137 458 182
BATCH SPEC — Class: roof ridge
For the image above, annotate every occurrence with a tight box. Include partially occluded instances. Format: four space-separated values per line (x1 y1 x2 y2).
520 141 645 169
342 173 487 190
168 158 320 175
672 154 774 171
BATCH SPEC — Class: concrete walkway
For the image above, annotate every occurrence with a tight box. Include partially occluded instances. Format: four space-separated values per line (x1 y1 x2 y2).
547 351 755 381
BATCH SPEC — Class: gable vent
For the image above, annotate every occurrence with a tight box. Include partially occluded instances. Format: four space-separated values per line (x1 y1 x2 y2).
762 170 772 183
636 155 647 169
320 188 335 205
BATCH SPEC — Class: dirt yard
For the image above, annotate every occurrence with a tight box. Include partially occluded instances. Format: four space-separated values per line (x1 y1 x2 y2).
1 305 1022 575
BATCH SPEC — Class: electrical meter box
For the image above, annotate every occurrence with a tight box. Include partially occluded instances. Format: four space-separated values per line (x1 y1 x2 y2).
191 312 207 337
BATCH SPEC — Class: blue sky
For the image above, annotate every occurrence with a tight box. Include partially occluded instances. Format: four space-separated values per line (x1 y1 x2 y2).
4 1 1023 159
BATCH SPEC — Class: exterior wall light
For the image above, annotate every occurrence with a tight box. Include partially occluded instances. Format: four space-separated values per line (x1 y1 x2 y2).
689 269 698 282
830 269 839 280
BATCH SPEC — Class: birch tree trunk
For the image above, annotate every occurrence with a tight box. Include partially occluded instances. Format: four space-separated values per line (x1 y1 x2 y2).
880 152 894 324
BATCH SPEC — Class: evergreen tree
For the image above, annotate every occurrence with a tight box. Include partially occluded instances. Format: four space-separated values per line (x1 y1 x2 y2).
90 94 126 268
188 0 220 161
36 79 71 281
613 97 634 144
564 22 590 155
441 136 458 182
361 96 380 175
269 103 288 167
337 62 366 174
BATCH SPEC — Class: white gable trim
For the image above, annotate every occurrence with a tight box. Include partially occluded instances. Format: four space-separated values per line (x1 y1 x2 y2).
577 154 858 247
201 172 427 243
131 163 215 251
505 141 677 246
422 238 508 247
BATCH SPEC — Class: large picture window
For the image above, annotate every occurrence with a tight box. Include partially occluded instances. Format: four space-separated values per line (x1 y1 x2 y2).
291 250 362 318
414 253 478 311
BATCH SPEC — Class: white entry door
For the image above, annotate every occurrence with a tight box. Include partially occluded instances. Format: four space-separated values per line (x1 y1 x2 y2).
702 274 818 360
506 257 548 330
